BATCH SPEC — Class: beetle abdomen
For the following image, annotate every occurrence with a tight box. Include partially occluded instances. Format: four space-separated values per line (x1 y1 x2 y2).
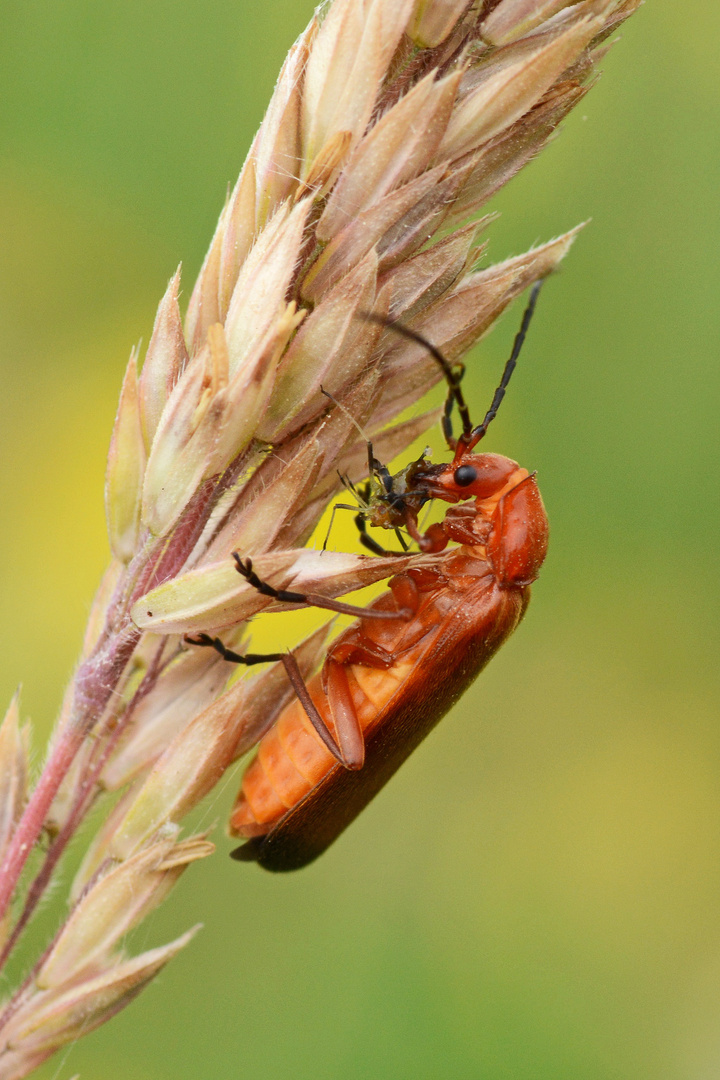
229 657 412 836
235 580 528 871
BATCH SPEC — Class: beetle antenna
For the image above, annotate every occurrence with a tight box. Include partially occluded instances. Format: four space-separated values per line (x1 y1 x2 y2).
462 279 544 454
361 311 471 449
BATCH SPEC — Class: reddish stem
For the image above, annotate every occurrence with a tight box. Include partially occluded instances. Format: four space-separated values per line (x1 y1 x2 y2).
0 453 243 948
0 629 139 928
0 641 171 972
0 724 84 926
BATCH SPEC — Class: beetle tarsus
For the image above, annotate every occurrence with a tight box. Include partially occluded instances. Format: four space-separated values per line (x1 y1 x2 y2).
185 634 286 666
230 551 412 621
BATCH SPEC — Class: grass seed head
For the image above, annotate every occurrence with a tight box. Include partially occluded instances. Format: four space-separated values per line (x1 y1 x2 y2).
0 1 642 1073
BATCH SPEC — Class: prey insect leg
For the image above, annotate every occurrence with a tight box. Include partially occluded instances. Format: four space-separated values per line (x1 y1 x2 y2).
321 501 360 552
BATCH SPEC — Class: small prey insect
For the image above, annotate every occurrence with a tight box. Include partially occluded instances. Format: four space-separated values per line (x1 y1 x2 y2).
317 388 431 558
188 282 548 871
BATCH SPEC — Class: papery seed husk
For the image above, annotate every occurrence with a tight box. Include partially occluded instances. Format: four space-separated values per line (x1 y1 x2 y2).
139 268 188 448
105 348 146 562
4 929 199 1056
38 839 209 989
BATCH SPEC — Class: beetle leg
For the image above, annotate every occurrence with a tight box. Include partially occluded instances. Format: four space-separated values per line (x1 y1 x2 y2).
328 633 397 667
328 574 426 665
185 634 348 765
184 633 285 666
233 553 412 619
325 658 365 770
330 617 435 669
279 652 350 765
400 512 449 554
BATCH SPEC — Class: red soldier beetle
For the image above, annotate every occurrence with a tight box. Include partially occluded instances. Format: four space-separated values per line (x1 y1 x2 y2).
187 281 548 871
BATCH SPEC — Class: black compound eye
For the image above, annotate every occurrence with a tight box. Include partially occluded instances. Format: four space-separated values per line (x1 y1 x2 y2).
453 464 477 487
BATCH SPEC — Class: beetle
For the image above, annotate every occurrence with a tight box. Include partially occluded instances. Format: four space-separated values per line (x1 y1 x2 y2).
188 282 548 871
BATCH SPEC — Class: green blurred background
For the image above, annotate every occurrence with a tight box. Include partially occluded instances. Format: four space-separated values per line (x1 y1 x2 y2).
1 2 719 1077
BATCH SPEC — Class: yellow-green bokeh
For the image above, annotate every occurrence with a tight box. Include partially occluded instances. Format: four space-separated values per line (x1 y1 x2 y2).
1 3 719 1077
